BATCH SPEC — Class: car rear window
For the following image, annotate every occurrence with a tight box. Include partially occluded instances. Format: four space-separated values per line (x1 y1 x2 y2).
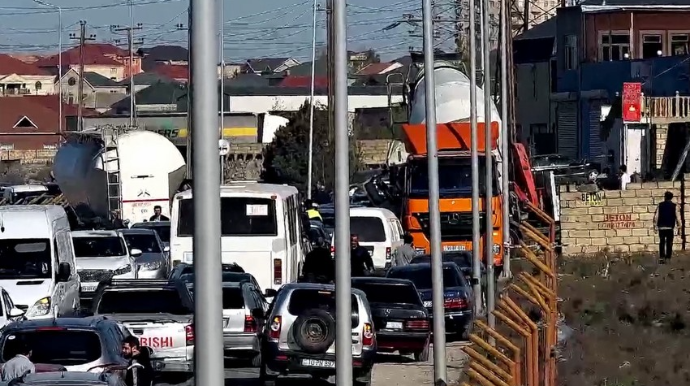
122 234 161 253
73 237 127 257
97 289 193 315
288 289 358 315
222 288 244 309
352 283 422 306
387 267 462 290
2 330 101 366
351 216 386 242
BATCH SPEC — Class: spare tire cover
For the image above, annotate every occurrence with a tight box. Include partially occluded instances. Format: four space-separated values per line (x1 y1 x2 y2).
292 309 337 354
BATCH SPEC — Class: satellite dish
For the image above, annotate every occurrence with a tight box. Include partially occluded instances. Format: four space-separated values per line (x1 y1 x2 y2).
218 139 230 156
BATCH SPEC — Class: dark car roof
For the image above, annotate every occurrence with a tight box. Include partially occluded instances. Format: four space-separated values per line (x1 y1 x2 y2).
388 262 458 273
5 316 113 331
351 277 414 286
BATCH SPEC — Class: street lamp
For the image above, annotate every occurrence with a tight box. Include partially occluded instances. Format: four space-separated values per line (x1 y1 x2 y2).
31 0 62 134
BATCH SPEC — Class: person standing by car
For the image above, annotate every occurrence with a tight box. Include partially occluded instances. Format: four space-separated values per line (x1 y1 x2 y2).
149 205 170 222
1 341 34 381
301 241 335 283
619 165 631 190
392 233 415 267
654 190 681 263
351 234 374 277
122 336 153 386
305 200 322 221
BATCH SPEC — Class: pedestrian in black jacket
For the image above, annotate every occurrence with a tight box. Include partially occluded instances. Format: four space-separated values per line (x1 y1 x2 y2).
301 244 335 283
350 234 374 277
122 336 153 386
654 190 681 263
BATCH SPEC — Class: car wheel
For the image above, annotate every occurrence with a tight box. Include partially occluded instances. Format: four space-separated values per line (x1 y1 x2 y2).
413 338 430 362
259 362 276 386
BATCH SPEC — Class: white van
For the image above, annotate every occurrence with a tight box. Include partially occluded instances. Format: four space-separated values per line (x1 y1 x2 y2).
170 182 306 292
0 205 80 318
3 185 48 204
332 207 405 269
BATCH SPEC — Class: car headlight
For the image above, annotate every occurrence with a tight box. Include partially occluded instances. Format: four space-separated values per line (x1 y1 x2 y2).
492 244 501 255
140 261 162 271
25 297 51 318
113 265 132 276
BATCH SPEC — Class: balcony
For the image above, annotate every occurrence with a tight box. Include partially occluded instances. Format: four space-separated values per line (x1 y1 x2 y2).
641 92 690 124
0 88 30 96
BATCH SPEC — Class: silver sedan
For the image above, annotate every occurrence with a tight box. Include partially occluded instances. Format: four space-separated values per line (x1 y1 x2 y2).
118 228 170 278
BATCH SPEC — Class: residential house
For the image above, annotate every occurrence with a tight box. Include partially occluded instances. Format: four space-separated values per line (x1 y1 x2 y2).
119 72 176 93
355 62 403 76
0 96 65 155
54 68 128 112
242 58 300 74
35 43 141 82
552 0 690 176
219 62 244 79
150 65 189 83
0 54 56 96
138 45 189 71
110 80 186 114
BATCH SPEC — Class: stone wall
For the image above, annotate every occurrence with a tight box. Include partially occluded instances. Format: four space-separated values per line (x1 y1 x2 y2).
559 178 690 256
0 149 56 164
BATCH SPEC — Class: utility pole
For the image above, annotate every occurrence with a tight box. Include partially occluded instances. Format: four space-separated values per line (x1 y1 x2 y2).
112 23 143 128
326 0 334 143
69 21 95 132
522 0 530 32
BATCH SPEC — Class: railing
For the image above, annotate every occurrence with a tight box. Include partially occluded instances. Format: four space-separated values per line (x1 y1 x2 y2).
641 92 690 120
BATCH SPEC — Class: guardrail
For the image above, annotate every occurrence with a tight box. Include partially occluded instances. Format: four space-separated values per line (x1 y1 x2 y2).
462 201 558 386
641 92 690 121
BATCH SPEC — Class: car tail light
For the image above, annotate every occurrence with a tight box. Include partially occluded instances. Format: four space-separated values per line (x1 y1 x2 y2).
185 324 194 346
268 316 282 340
273 259 282 285
405 320 430 331
386 247 391 260
444 297 468 310
330 246 335 256
36 327 66 331
244 315 257 333
362 323 374 346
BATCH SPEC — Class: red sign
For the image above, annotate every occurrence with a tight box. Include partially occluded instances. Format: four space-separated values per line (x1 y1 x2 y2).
622 82 642 122
139 336 173 348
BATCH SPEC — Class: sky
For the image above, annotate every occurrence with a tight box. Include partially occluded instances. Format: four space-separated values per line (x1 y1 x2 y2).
0 0 460 62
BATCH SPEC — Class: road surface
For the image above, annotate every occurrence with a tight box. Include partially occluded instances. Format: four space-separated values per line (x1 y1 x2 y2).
157 342 468 386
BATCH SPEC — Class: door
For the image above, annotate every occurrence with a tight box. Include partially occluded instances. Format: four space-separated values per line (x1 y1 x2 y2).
625 125 645 174
589 99 604 161
557 102 578 159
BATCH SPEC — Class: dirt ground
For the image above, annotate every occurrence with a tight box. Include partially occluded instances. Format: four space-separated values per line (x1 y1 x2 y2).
558 252 690 386
372 342 468 386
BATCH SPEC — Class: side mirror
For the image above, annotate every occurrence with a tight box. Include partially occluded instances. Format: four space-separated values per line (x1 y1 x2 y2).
130 248 143 257
57 262 71 282
251 308 265 319
8 308 24 318
264 289 277 298
163 246 170 252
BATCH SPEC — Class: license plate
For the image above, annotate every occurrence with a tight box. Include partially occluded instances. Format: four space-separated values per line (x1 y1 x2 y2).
139 336 174 348
81 283 97 292
301 359 335 368
423 301 432 308
443 245 466 252
386 322 403 330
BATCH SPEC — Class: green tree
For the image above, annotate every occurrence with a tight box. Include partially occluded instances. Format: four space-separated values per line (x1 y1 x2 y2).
262 101 362 191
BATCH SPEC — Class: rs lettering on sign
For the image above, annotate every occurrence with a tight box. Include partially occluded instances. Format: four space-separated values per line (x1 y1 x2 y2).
139 336 173 348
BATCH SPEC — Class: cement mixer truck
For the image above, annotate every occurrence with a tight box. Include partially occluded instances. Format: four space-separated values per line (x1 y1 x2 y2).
53 128 186 226
389 59 506 271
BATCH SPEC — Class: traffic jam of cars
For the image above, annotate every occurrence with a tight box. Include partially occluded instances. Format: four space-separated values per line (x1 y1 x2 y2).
0 196 477 386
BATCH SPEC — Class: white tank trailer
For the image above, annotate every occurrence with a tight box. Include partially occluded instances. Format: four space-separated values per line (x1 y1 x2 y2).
53 129 186 224
408 61 503 185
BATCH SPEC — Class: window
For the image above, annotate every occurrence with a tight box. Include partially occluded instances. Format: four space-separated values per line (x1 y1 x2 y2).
642 33 663 58
67 77 76 86
351 217 386 242
2 330 101 366
287 197 297 246
122 233 161 253
670 33 689 55
221 287 245 309
131 223 170 243
564 35 577 70
34 81 42 90
600 33 630 61
352 282 423 306
409 157 497 198
388 266 462 290
177 197 278 237
0 239 51 280
73 236 127 257
97 289 193 314
288 289 358 315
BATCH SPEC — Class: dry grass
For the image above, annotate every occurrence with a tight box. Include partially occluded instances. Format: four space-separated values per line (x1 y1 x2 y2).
558 252 690 386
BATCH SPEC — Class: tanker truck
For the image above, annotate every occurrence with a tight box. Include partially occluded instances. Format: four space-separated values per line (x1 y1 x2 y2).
53 128 186 226
392 60 506 271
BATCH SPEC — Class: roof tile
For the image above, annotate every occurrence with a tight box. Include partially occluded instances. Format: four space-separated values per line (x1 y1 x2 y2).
0 54 50 76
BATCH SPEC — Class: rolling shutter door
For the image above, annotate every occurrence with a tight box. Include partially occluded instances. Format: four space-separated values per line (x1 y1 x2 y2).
557 101 578 159
588 99 603 160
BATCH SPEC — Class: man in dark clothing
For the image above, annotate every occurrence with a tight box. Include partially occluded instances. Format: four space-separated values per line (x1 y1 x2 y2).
654 190 681 263
149 206 170 222
350 234 374 277
301 244 335 283
122 336 153 386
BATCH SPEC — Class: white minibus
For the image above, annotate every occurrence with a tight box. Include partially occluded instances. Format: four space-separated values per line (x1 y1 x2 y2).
170 183 305 291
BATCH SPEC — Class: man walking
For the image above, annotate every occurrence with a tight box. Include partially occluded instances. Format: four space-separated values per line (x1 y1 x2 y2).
391 233 415 268
1 341 34 381
654 191 681 263
350 234 374 277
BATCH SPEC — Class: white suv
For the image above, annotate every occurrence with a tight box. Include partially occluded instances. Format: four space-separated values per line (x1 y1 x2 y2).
259 283 377 386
